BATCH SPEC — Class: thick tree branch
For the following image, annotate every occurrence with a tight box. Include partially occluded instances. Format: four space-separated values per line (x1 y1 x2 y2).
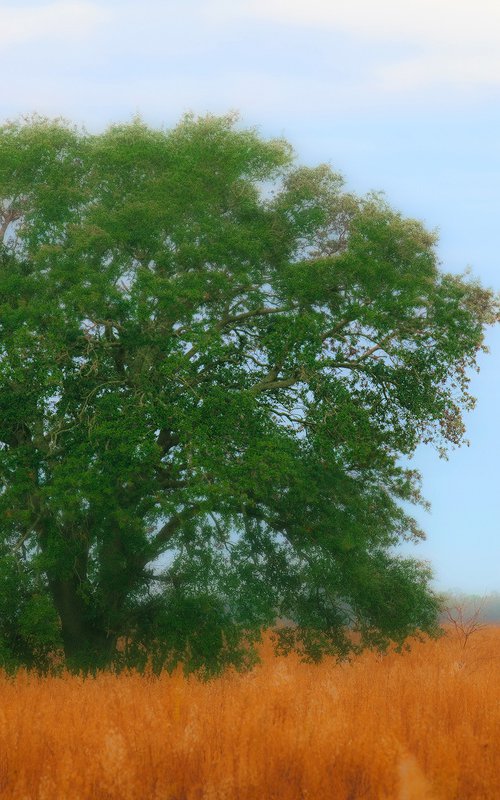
221 305 293 326
12 516 41 553
146 503 205 561
0 421 33 448
0 208 22 242
156 428 180 454
321 318 350 341
249 375 300 395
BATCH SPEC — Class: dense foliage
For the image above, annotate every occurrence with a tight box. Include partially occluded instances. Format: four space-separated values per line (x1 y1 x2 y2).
0 114 496 675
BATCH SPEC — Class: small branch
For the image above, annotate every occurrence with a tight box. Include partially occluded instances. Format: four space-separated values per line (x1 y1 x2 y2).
444 598 486 648
182 305 293 363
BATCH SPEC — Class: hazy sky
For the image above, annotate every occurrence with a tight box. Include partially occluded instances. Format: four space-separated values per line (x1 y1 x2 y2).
1 0 499 593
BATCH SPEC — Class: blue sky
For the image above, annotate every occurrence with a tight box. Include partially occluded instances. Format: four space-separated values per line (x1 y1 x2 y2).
1 0 499 593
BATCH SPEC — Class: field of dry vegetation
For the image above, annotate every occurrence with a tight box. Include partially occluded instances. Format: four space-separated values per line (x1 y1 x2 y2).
0 625 498 799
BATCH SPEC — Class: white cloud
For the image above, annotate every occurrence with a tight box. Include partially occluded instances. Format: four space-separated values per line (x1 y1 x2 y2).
378 53 500 94
211 0 500 92
230 0 500 48
0 2 111 47
1 0 499 121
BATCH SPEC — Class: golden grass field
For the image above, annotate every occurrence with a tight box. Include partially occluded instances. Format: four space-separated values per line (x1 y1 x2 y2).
0 625 498 799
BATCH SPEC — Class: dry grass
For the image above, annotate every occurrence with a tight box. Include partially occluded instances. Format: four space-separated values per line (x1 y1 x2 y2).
0 625 498 799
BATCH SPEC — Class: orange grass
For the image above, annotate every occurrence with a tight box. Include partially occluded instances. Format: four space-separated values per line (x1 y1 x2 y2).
0 625 498 799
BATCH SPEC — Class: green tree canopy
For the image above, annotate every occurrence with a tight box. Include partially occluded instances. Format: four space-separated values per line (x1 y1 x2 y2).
0 113 497 676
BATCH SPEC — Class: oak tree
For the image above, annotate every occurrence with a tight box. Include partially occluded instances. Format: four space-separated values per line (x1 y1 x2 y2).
0 114 496 675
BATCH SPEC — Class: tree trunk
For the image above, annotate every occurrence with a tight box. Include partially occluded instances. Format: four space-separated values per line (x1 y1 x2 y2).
48 574 117 669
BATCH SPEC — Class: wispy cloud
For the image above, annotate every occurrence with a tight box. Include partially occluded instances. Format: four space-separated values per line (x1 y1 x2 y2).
377 53 500 94
1 0 499 124
0 2 111 47
214 0 500 92
231 0 500 48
